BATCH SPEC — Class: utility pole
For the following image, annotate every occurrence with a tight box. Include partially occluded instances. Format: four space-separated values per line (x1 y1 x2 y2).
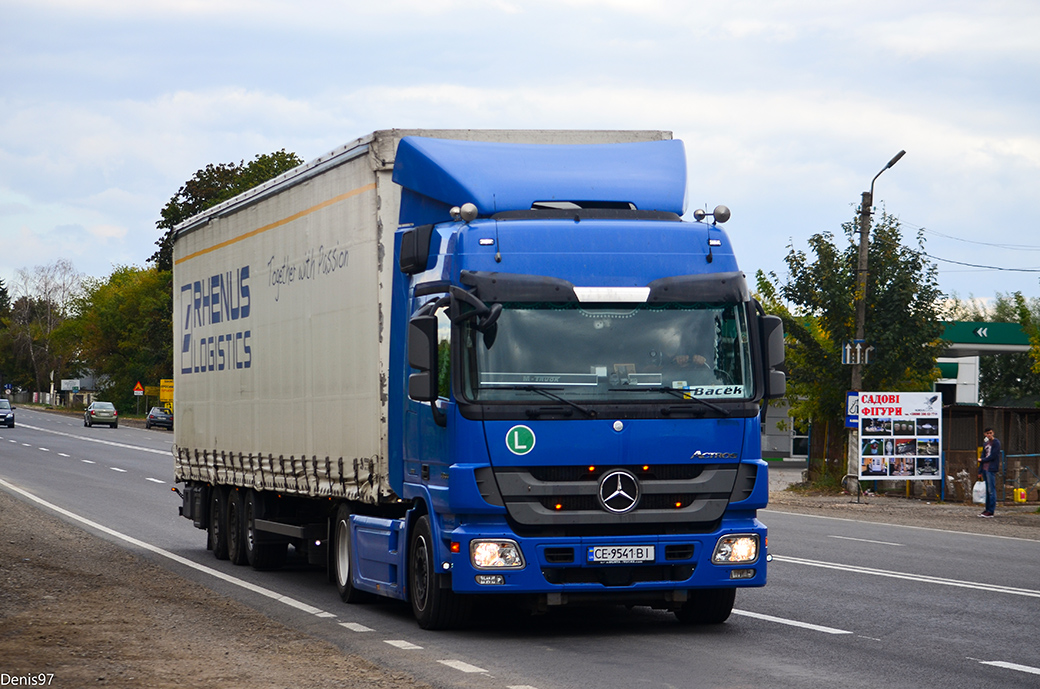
847 150 905 493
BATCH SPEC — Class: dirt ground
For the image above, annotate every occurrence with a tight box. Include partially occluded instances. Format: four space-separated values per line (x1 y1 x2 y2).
1 469 1037 688
0 490 431 689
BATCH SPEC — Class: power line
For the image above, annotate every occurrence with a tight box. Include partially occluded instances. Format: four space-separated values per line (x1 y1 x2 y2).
924 253 1040 272
916 226 1040 251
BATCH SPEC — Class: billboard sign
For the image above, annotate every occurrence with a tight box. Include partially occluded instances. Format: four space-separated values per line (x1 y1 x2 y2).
160 379 173 404
858 392 942 480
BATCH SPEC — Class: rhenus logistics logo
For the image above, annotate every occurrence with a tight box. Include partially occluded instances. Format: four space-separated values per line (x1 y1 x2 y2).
180 266 252 375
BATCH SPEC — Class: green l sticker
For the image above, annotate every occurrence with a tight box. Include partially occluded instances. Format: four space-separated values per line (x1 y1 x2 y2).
506 425 536 455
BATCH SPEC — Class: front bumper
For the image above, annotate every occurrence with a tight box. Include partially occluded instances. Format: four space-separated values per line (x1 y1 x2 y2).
447 519 767 595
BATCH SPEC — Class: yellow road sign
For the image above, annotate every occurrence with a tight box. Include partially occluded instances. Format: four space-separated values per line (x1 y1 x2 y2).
160 379 173 403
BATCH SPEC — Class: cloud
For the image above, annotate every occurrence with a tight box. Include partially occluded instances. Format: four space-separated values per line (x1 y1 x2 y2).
3 0 1040 300
87 224 128 240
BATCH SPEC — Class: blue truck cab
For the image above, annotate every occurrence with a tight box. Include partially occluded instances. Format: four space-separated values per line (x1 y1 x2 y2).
369 136 785 628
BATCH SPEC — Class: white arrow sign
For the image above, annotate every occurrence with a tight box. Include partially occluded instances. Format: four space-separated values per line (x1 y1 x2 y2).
842 341 875 365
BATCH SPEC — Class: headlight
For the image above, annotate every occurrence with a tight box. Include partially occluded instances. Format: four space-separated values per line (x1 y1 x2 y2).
712 534 759 564
470 540 525 569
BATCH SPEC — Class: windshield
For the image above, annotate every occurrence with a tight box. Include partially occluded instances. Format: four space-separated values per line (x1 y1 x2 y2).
0 400 10 409
460 302 753 404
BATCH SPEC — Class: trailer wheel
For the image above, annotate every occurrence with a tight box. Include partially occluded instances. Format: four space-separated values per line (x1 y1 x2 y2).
245 490 286 571
409 515 470 630
226 489 248 565
207 486 229 560
333 504 373 603
674 588 736 625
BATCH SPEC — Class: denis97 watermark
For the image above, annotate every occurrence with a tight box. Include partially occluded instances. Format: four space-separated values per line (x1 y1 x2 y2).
1 674 55 686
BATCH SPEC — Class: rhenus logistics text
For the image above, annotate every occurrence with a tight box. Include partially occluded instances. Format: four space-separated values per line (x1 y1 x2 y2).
180 266 252 375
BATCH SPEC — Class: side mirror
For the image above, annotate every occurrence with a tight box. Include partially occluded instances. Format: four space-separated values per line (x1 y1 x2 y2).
761 315 784 369
408 315 438 401
399 225 434 275
408 314 447 427
760 315 786 399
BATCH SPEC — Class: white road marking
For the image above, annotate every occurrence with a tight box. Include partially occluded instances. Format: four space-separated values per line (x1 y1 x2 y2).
16 422 171 456
773 555 1040 598
763 507 1040 542
58 453 70 457
979 660 1040 676
0 478 329 618
39 447 50 452
340 622 373 632
384 640 422 650
110 467 128 473
82 460 96 464
315 611 337 618
439 660 487 673
828 534 904 546
732 609 851 635
146 478 165 484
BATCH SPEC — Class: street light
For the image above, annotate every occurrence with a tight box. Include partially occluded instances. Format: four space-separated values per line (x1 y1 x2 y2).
850 150 905 392
846 150 904 499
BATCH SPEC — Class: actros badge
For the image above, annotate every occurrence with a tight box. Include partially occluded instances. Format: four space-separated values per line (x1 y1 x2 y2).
598 469 640 514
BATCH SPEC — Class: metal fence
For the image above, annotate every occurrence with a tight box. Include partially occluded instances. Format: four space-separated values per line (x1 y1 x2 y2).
943 405 1040 502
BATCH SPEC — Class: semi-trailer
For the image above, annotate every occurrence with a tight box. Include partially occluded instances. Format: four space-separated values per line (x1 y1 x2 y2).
173 129 785 629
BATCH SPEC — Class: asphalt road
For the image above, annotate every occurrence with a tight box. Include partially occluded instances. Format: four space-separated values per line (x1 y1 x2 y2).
2 407 1039 689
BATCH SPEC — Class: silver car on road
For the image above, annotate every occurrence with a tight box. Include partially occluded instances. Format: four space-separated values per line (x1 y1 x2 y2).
84 401 118 428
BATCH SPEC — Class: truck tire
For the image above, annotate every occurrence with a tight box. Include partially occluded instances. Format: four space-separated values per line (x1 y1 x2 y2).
207 486 229 560
409 515 470 630
245 490 287 571
674 588 736 625
333 503 373 603
226 489 248 565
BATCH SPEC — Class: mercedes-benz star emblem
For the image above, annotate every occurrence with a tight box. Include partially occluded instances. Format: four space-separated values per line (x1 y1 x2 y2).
598 469 640 514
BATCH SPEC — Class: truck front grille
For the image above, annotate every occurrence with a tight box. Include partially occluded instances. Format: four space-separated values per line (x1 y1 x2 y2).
495 463 750 533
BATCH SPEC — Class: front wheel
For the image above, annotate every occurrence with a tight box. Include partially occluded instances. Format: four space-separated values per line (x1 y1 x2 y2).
674 588 736 625
409 515 470 630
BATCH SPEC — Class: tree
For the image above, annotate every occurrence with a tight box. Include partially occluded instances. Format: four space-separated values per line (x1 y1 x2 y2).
0 279 12 392
757 212 946 480
946 292 1040 405
7 259 83 397
150 150 303 271
69 266 173 410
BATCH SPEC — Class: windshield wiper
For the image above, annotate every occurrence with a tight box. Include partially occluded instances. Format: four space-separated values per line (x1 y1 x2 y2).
480 385 597 417
609 386 731 416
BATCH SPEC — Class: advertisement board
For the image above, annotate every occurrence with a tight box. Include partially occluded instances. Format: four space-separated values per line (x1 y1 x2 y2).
858 392 942 480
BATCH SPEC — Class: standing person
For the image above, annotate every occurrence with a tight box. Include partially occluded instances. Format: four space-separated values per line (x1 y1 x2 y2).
978 427 1001 518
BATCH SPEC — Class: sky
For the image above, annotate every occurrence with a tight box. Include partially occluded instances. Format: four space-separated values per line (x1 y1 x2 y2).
3 0 1039 306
